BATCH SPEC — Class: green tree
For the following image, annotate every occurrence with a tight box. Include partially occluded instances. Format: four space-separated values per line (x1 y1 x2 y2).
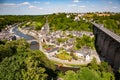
99 61 113 73
63 70 78 80
77 67 100 80
0 39 56 80
101 72 115 80
88 58 99 71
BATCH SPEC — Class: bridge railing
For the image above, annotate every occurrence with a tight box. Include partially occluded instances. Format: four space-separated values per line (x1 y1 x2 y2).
91 22 120 43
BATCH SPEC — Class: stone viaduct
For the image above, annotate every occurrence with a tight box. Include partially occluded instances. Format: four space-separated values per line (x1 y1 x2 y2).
92 22 120 70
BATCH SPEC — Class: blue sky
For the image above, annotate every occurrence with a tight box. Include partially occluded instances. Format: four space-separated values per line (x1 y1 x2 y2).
0 0 120 15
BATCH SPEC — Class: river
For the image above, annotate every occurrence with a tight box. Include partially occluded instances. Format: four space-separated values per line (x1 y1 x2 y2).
12 27 35 40
12 27 39 50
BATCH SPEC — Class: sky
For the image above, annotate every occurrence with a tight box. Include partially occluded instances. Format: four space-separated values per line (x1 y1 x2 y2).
0 0 120 15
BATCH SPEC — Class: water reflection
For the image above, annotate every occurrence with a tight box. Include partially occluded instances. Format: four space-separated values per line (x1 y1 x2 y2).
13 27 38 50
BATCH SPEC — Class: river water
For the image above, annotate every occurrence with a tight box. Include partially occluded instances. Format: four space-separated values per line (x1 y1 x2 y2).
12 27 39 50
13 27 35 40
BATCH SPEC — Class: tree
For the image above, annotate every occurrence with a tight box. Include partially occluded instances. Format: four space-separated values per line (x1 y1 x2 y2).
0 39 29 61
63 70 78 80
48 13 93 31
75 35 95 50
60 67 115 80
101 72 115 80
99 61 113 73
88 58 99 71
0 39 56 80
77 67 100 80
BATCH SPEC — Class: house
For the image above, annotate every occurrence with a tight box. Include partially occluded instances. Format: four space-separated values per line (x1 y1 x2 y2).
68 38 75 43
74 16 80 21
74 48 91 61
47 47 59 56
74 50 84 58
85 54 90 61
66 14 70 18
82 18 85 20
63 43 73 50
0 30 16 41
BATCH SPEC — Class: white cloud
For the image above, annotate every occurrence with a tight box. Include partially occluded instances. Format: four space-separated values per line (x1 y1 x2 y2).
79 6 86 11
79 8 84 10
29 5 43 10
79 6 86 8
91 5 95 7
20 2 30 5
0 2 30 7
113 6 117 9
33 1 40 4
45 2 50 5
73 0 80 3
0 2 43 10
0 3 16 6
29 5 35 8
68 4 77 7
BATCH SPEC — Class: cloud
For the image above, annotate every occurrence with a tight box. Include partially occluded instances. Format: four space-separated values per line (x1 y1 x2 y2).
20 2 30 5
29 5 35 8
29 5 43 10
45 2 50 5
79 6 86 10
91 5 95 7
0 2 30 7
68 4 77 7
79 6 86 8
73 0 80 3
108 1 112 4
0 2 43 10
113 6 117 9
33 1 41 4
79 8 84 10
0 3 16 6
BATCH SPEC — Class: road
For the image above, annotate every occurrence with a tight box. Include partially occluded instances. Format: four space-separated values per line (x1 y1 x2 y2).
92 22 120 43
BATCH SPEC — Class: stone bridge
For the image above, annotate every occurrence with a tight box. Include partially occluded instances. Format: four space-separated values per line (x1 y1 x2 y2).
27 39 39 44
27 39 42 50
92 22 120 70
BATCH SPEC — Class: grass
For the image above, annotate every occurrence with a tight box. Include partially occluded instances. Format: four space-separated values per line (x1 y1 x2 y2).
56 51 72 60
